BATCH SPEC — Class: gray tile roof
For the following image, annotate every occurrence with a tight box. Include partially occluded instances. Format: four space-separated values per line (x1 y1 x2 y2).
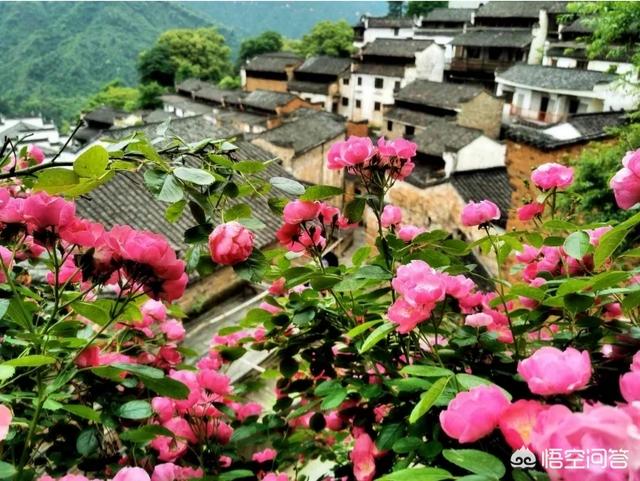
288 79 331 95
475 1 567 19
160 95 214 115
77 116 294 253
175 78 210 94
451 167 512 227
362 38 433 59
244 51 304 73
424 8 474 23
83 107 126 125
562 17 593 34
366 16 415 28
241 89 300 113
253 109 345 155
295 56 351 76
414 119 483 156
505 111 627 150
396 80 485 110
385 107 452 127
353 63 406 78
496 64 617 91
452 28 533 48
193 85 245 105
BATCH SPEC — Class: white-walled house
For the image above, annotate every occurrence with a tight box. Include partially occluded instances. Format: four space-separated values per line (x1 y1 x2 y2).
496 64 639 125
353 16 417 49
0 115 64 158
344 39 445 126
287 56 351 113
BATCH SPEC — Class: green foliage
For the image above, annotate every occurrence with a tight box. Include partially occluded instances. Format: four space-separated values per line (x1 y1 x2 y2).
138 27 233 87
84 80 140 112
406 1 448 17
388 1 405 17
218 76 242 89
238 30 283 65
137 81 165 109
567 1 640 67
559 124 640 224
294 20 355 58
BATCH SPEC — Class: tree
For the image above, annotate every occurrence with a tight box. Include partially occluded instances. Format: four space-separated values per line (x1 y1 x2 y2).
84 80 140 112
567 2 640 68
387 1 405 17
295 20 355 58
138 82 165 109
137 27 232 87
238 31 283 65
406 1 448 17
218 76 241 89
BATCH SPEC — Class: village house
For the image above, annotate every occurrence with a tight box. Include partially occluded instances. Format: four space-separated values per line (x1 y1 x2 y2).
414 7 474 64
250 108 346 190
78 115 297 316
287 56 351 113
239 89 316 129
0 115 64 158
75 107 141 146
160 94 215 119
353 16 417 49
503 110 628 230
241 52 304 93
382 79 503 138
346 38 445 126
495 64 638 125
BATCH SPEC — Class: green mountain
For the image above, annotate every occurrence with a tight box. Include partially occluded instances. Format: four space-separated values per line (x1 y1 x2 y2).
0 2 212 124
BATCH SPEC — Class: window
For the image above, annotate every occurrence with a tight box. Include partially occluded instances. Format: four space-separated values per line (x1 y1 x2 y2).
341 97 349 107
394 81 401 91
387 120 393 131
503 90 514 104
405 125 415 136
374 102 381 111
488 48 501 61
393 27 399 36
375 77 384 89
343 77 350 86
576 59 588 69
357 76 362 86
568 98 579 115
355 99 362 109
466 47 481 59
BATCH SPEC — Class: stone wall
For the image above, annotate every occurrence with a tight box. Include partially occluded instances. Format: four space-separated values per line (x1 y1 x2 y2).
457 92 504 139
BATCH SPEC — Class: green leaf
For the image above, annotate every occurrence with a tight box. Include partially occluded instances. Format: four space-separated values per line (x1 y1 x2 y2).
111 363 164 379
0 365 15 381
120 425 174 443
392 436 423 453
140 376 189 399
270 176 305 195
442 449 505 479
359 321 395 353
594 226 629 268
34 167 80 194
233 160 267 174
401 365 453 378
409 376 450 423
217 470 255 481
455 374 512 400
72 301 110 326
174 166 215 185
377 467 452 481
165 200 186 222
376 422 404 451
225 203 252 220
346 319 383 338
563 231 591 259
345 197 366 223
320 387 348 410
355 265 391 280
63 404 101 422
117 400 152 420
76 429 99 456
74 145 109 178
0 299 9 320
564 293 593 314
299 185 343 201
0 462 17 479
352 246 371 266
157 175 184 203
3 355 56 367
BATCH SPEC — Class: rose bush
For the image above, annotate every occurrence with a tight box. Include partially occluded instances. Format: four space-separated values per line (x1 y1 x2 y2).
1 132 640 481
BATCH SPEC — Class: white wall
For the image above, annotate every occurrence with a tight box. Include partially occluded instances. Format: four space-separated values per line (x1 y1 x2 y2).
362 27 414 46
415 44 445 82
528 11 548 65
444 136 506 177
596 81 640 111
348 72 404 126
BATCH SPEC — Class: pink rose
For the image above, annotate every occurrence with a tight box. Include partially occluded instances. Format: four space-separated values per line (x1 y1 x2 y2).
396 224 425 242
517 202 544 221
23 192 76 232
620 370 640 402
259 301 282 315
327 136 375 170
531 162 574 190
0 404 12 440
611 151 640 209
151 464 203 481
350 432 379 481
152 397 175 422
197 369 231 396
325 411 344 431
262 474 288 481
517 347 591 396
112 467 151 481
464 312 493 328
387 297 430 333
439 385 510 443
208 221 254 265
498 399 548 449
632 351 640 371
460 200 500 227
252 448 277 463
377 137 417 159
282 200 320 224
381 205 402 228
27 145 45 164
587 226 612 246
160 319 185 342
232 402 262 421
268 277 287 296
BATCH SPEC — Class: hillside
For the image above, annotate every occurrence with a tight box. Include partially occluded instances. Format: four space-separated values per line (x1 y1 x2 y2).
0 2 214 124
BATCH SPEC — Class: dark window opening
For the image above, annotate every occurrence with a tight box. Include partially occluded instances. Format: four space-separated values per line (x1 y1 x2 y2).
375 77 384 89
341 97 349 107
387 120 393 131
343 77 350 86
568 98 579 115
405 125 415 136
467 47 481 59
357 76 362 86
374 102 381 111
356 99 362 108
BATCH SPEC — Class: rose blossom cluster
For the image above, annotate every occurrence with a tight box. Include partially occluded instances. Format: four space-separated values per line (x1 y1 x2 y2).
380 204 426 242
208 221 254 265
276 200 355 255
611 148 640 210
440 348 640 480
2 144 45 173
518 162 575 221
327 137 416 184
0 189 187 301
